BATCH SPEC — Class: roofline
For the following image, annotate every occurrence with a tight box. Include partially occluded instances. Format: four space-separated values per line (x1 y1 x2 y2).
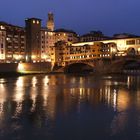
0 21 24 29
73 37 140 46
25 18 42 21
54 28 77 34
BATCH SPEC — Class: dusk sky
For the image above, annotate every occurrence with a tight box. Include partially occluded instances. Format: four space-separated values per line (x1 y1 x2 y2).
1 0 140 36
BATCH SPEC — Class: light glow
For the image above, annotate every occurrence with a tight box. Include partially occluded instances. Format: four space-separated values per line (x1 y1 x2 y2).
17 63 25 72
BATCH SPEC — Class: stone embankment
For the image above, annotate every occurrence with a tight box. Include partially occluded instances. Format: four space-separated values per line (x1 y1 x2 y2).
0 62 52 77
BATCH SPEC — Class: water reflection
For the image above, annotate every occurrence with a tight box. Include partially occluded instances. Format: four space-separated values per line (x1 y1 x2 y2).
43 76 49 86
0 75 139 139
32 76 37 87
0 83 7 121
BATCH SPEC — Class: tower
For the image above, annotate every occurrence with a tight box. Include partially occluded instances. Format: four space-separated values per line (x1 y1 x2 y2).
47 12 54 31
25 18 41 62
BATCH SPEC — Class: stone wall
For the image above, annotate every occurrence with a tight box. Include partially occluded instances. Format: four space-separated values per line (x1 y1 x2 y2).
0 62 52 73
0 63 18 72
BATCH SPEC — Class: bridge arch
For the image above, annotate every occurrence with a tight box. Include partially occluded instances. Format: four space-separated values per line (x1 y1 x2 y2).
122 59 140 70
110 58 140 73
64 62 94 73
126 47 138 56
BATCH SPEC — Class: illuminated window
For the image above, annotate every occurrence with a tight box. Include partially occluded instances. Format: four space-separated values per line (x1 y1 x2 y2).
6 37 10 41
138 48 140 52
33 20 35 24
7 55 12 58
136 39 140 44
0 25 5 30
126 40 135 45
37 21 39 24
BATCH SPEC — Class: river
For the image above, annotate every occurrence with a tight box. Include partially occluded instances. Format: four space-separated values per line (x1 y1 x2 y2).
0 74 140 140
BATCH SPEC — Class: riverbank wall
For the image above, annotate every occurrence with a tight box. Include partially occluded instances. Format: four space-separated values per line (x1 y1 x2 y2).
0 62 52 74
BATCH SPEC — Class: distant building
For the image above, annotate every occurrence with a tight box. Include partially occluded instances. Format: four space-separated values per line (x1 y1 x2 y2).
80 31 110 42
0 22 26 63
113 33 139 39
47 12 55 31
54 28 79 44
74 36 140 56
25 18 41 62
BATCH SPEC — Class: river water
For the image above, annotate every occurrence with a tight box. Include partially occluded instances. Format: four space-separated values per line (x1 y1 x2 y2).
0 74 140 140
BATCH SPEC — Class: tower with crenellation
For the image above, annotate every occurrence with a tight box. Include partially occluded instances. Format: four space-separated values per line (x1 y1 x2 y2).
47 12 54 31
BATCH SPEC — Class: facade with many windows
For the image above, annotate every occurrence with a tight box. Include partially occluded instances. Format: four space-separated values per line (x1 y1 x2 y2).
50 41 116 67
54 29 79 44
80 31 110 42
0 13 79 63
74 37 140 56
0 25 6 61
0 22 26 63
41 29 55 62
1 13 140 64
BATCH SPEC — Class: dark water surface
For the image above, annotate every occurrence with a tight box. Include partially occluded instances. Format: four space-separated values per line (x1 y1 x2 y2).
0 74 140 140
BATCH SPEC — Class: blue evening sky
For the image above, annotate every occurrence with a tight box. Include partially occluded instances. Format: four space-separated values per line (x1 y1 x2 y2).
0 0 140 36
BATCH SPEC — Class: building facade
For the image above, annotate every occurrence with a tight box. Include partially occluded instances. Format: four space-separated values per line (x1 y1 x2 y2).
25 18 42 62
41 28 55 62
1 13 140 64
0 25 6 62
80 31 110 42
50 41 116 67
55 29 79 44
0 22 26 63
0 13 80 63
74 37 140 56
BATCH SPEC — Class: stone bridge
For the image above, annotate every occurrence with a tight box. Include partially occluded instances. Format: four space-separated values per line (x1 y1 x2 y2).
52 56 140 73
107 56 140 73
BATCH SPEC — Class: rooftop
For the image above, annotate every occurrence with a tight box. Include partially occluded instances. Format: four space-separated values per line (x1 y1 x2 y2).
54 28 77 34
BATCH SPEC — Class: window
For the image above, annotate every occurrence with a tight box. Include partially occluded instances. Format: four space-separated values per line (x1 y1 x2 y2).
1 44 3 48
126 40 135 45
0 25 5 30
6 37 10 41
136 39 140 44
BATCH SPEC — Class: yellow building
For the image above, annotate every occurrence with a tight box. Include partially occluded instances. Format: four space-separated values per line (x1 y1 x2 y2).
41 29 55 62
55 29 79 44
73 37 140 56
50 41 116 67
50 41 70 67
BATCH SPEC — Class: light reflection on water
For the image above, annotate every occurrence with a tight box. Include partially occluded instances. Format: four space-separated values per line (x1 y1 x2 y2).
0 74 140 139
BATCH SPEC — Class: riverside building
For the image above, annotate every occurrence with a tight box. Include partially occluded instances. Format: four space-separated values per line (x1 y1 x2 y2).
1 13 140 64
80 31 110 42
50 41 117 67
0 13 79 63
0 22 26 63
25 18 42 62
29 13 79 63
